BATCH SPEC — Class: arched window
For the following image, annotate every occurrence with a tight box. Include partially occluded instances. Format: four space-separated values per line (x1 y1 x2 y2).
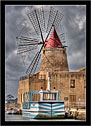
70 80 75 88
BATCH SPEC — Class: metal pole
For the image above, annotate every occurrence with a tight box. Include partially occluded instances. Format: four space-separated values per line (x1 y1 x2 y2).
48 77 50 90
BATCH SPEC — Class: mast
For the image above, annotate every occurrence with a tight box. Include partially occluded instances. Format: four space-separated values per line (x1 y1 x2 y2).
48 77 50 90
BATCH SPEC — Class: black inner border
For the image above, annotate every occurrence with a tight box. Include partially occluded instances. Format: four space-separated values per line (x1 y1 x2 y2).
1 0 90 126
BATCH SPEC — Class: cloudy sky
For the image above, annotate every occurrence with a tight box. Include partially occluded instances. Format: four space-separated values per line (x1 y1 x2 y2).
5 5 86 98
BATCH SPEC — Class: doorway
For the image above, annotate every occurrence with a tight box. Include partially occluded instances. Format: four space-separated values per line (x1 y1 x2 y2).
69 95 76 107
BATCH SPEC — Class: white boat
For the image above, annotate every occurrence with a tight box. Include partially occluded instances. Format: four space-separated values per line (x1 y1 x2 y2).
22 89 65 119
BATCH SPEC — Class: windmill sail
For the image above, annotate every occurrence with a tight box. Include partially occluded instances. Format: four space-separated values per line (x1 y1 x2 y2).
27 7 45 37
16 6 66 76
46 7 64 34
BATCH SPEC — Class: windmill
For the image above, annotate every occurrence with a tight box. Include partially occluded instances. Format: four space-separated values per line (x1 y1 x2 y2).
16 6 67 76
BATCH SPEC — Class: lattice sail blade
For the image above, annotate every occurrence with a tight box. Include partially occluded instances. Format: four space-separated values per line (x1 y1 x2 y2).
36 7 46 32
46 7 64 34
17 46 38 54
33 53 41 73
16 36 40 42
27 53 41 75
17 35 43 55
26 44 44 75
27 7 45 36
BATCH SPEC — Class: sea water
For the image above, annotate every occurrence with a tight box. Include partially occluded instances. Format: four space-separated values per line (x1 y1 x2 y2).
5 114 83 121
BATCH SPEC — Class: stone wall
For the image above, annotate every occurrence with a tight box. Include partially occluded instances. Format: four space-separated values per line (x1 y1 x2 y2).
49 71 86 107
18 77 29 108
18 69 86 109
40 48 69 72
17 47 86 109
18 72 47 105
29 75 47 101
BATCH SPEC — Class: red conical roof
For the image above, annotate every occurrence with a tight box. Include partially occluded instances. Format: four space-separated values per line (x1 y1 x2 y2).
45 28 62 48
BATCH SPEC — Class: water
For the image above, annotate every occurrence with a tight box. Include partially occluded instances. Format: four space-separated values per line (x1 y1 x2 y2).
5 114 83 121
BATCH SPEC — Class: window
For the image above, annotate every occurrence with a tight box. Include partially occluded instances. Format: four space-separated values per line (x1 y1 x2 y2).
69 95 76 102
64 97 68 101
63 50 65 54
70 80 75 88
71 74 74 77
43 93 57 100
43 50 45 54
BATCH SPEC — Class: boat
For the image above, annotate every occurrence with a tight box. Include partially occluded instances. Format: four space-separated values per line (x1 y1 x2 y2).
22 77 65 119
22 89 65 118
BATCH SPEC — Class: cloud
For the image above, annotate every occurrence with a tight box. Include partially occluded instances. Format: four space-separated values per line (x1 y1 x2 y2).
75 15 86 30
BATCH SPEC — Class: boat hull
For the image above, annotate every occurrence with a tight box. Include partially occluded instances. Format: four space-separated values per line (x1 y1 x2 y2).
22 101 65 119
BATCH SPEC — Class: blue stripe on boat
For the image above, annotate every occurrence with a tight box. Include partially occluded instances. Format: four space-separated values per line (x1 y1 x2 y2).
52 103 64 107
52 112 65 115
39 104 51 107
52 107 64 111
39 107 51 111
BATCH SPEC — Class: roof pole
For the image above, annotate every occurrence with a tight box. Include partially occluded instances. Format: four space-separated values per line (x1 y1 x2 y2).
48 77 50 90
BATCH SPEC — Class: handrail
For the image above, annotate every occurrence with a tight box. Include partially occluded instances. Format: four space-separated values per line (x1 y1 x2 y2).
65 102 86 109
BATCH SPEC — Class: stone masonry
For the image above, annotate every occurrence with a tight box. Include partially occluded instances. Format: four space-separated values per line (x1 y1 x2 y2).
18 47 86 109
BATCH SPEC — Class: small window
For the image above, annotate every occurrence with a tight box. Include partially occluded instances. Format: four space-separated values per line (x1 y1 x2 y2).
69 95 76 102
63 50 65 54
71 74 74 77
70 80 75 88
64 97 68 101
43 93 57 100
43 50 45 54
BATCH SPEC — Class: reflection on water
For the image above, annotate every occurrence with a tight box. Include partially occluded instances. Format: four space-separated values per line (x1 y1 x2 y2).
5 114 83 121
5 114 35 121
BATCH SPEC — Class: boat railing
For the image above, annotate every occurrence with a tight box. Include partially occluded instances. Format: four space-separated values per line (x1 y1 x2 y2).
65 102 86 109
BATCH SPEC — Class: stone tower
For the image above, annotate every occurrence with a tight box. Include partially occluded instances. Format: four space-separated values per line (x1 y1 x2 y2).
40 28 69 72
